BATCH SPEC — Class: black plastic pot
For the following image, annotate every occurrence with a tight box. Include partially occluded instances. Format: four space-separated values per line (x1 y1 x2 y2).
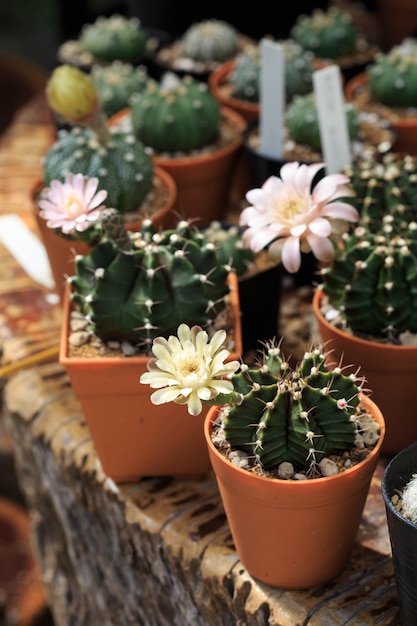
382 441 417 626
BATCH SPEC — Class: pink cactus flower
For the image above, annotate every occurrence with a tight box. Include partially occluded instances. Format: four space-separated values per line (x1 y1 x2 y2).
240 161 359 274
38 173 108 234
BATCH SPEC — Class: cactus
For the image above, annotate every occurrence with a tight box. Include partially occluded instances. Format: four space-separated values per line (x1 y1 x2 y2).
91 61 150 117
229 40 316 104
130 73 221 152
42 126 153 215
368 39 417 108
285 93 360 152
290 7 358 60
202 221 255 277
79 14 148 63
399 473 417 523
180 19 239 63
69 211 233 348
216 342 371 475
319 153 417 341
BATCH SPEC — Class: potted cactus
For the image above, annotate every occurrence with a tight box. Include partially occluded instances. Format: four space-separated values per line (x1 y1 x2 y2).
381 441 417 626
112 72 247 227
140 324 385 588
59 210 243 482
345 38 417 156
153 18 254 81
313 152 417 455
90 60 151 117
290 5 380 82
34 64 177 301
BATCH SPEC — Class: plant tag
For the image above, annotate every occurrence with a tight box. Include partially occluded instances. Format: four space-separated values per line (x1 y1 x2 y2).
260 38 284 159
313 65 351 174
0 215 55 290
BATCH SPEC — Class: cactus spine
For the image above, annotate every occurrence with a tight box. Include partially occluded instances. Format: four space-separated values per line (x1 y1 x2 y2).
131 73 221 152
220 343 366 475
69 211 233 348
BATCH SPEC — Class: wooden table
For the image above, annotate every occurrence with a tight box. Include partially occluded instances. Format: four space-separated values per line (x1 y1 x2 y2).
1 94 402 625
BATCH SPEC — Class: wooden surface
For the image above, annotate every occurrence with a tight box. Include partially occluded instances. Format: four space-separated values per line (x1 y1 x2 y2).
1 95 402 625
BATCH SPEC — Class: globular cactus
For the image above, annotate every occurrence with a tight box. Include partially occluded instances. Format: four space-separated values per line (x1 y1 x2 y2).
229 40 316 105
368 39 417 108
202 221 255 276
399 473 417 523
180 19 239 63
130 73 221 152
69 211 233 348
221 343 366 474
79 14 148 63
91 61 150 117
285 93 360 152
42 126 153 215
290 7 358 60
320 153 417 340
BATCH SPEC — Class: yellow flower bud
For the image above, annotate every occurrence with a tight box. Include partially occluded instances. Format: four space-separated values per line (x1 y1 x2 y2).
46 64 99 124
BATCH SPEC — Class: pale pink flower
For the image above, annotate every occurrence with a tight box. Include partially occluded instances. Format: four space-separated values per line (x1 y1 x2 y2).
38 173 108 235
239 161 359 274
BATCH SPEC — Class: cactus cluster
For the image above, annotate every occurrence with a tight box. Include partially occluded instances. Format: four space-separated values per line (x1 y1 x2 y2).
320 153 417 341
180 19 239 63
285 93 360 152
368 39 417 108
130 73 221 152
42 125 154 215
69 212 234 348
229 40 317 105
79 14 148 63
91 61 150 117
290 7 358 60
217 342 371 476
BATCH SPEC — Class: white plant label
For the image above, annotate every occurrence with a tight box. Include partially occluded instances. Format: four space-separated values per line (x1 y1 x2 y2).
313 65 351 174
260 38 284 159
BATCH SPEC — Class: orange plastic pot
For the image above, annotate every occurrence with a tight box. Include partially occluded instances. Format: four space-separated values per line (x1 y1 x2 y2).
345 71 417 157
59 273 242 483
204 397 385 589
313 287 417 456
32 167 177 302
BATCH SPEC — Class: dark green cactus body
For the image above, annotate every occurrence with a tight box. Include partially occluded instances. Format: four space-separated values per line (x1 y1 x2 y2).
202 221 255 277
79 14 148 63
131 74 221 152
321 154 417 340
285 93 360 151
70 211 232 347
223 345 360 473
42 126 153 215
91 61 150 117
368 40 417 108
290 7 358 60
181 19 239 63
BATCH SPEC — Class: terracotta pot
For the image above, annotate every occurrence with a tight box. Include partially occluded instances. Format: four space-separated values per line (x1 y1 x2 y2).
208 60 260 124
32 166 177 302
59 273 243 483
382 441 417 626
204 396 385 589
313 287 417 456
345 71 417 157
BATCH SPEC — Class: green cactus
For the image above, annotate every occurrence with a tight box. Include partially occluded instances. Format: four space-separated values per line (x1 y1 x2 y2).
320 153 417 341
368 39 417 108
130 73 221 152
180 19 239 63
219 343 365 474
229 40 316 105
91 61 150 117
285 93 360 152
42 125 153 215
202 221 255 276
290 7 358 60
79 14 148 63
69 211 233 348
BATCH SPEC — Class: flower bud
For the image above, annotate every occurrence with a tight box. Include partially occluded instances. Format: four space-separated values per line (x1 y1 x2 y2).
46 64 99 124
